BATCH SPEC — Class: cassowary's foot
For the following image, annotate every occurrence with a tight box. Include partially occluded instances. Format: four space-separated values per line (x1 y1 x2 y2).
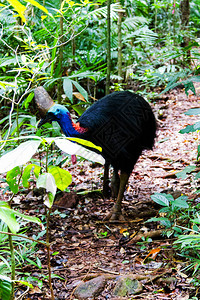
104 172 129 221
104 205 125 221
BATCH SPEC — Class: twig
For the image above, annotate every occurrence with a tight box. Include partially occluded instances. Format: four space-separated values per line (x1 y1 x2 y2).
15 286 30 300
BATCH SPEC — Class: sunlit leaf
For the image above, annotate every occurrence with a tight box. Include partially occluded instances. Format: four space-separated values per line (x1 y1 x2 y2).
48 166 72 190
37 173 57 208
0 140 41 173
63 78 73 102
11 210 42 226
68 137 102 152
37 173 57 197
55 138 105 164
7 0 26 22
6 166 21 193
0 202 19 234
23 0 49 15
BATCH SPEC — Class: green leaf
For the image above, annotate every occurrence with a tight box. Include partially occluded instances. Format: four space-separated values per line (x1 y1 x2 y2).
63 78 73 102
54 137 105 164
176 165 196 179
22 92 34 109
0 202 19 234
185 108 200 115
36 173 57 208
22 164 41 188
22 165 33 188
15 280 33 289
7 0 26 22
6 167 21 194
146 217 171 227
172 198 189 209
48 166 72 191
68 137 102 152
71 80 88 101
0 275 12 300
197 145 200 160
23 0 49 15
44 192 54 208
195 171 200 179
71 103 87 116
0 140 41 173
179 124 196 134
12 210 42 226
151 193 169 207
185 82 196 96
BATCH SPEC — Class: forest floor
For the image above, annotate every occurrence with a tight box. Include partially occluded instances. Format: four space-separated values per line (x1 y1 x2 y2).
2 86 200 299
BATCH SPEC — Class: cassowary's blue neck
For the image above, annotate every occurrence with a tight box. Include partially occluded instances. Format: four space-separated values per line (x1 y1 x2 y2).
58 112 87 137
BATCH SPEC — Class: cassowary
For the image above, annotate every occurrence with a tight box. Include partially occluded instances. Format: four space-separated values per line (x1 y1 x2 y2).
35 86 156 220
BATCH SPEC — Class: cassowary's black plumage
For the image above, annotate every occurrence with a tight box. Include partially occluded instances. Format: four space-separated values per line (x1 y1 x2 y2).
35 87 156 220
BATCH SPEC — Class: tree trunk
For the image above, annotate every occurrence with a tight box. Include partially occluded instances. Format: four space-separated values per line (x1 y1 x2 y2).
106 0 111 95
179 0 190 64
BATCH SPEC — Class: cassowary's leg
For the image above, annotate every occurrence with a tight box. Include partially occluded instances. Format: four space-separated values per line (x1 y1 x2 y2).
111 169 120 198
103 162 110 197
110 172 129 220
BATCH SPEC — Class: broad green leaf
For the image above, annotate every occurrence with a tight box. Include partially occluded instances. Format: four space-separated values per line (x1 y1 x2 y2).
12 210 42 226
151 193 169 207
176 165 196 179
63 78 73 102
180 124 196 134
0 140 41 173
68 137 102 152
22 165 33 188
48 166 72 191
37 173 57 207
0 202 19 234
0 275 12 300
36 173 57 196
22 164 41 187
185 108 200 115
55 138 105 164
172 198 189 209
33 165 41 178
6 166 21 194
146 217 171 227
44 192 54 208
159 207 170 213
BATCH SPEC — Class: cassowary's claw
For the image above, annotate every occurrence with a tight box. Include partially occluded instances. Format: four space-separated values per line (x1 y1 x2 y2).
110 212 125 221
104 209 125 221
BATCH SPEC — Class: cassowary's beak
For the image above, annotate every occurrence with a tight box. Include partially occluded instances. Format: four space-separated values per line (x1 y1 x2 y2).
37 114 52 128
34 86 55 128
